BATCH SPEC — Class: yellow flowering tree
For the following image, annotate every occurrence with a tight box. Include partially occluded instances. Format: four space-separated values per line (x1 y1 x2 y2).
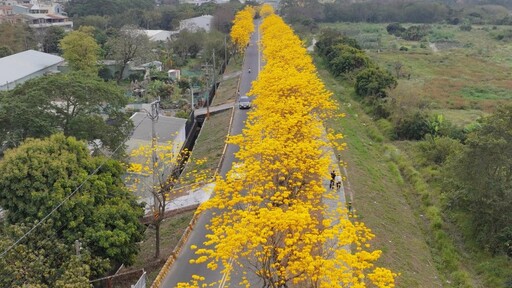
181 9 397 288
126 139 209 259
230 6 255 53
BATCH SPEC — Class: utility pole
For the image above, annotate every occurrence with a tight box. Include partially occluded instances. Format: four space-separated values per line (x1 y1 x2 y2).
208 50 215 120
148 99 160 215
147 98 162 258
224 34 227 69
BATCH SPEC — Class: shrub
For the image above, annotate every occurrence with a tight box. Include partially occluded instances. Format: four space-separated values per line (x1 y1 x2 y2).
392 110 432 140
416 136 463 166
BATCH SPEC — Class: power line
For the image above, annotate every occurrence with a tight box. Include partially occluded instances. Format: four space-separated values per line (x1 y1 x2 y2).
0 114 148 260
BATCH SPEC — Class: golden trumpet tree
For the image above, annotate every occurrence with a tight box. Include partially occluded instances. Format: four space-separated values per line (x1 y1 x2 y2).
259 4 274 18
181 9 397 288
126 139 209 259
230 6 255 52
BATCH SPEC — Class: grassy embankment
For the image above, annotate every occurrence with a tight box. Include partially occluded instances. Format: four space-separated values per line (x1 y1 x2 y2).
122 58 242 285
319 22 512 287
318 61 444 287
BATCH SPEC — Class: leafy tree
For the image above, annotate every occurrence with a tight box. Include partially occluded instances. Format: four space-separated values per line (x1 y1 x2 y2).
42 26 66 54
327 44 369 76
212 2 241 33
0 134 145 268
170 29 206 59
355 67 397 98
315 28 361 58
0 72 132 155
0 22 36 53
0 222 100 287
392 109 433 140
402 25 431 41
105 25 153 83
60 26 100 74
445 105 512 256
66 0 154 17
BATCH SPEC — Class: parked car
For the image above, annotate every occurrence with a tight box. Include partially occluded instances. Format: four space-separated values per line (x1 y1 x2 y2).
239 96 251 109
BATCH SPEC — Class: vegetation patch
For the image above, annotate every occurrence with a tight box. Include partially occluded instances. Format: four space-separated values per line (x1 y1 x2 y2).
459 86 512 100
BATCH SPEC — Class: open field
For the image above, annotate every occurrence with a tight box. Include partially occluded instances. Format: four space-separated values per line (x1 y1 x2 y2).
321 22 512 114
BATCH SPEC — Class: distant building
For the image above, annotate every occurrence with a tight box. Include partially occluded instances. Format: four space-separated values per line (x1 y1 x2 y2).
142 29 177 42
179 15 213 32
125 112 188 208
11 0 73 31
0 49 64 91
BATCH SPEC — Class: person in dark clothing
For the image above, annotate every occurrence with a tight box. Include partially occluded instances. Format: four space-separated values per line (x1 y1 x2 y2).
330 170 336 189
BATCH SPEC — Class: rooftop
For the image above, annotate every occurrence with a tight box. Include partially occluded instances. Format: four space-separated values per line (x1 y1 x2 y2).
0 50 64 86
128 112 188 152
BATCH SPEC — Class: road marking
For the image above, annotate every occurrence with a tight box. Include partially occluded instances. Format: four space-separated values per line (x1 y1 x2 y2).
218 257 234 288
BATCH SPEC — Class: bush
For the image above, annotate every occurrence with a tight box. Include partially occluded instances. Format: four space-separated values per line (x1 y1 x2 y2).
355 67 397 98
392 110 432 140
416 136 463 166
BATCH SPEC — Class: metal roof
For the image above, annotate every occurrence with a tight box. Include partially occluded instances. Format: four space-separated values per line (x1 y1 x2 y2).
127 112 188 152
0 50 64 86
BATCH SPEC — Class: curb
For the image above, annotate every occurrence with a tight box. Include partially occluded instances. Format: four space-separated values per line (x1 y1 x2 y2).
150 208 201 288
214 73 242 178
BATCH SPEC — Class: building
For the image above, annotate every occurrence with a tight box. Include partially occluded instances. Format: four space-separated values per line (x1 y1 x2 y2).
0 49 64 91
126 112 188 208
11 0 73 31
142 29 177 42
179 15 213 32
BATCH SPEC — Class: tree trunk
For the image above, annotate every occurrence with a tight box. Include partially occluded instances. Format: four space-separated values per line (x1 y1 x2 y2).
155 220 160 259
117 63 128 84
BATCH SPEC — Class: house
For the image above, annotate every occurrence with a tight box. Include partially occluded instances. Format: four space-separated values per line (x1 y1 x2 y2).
125 112 188 208
179 15 213 32
0 49 64 91
142 29 177 42
11 1 73 31
0 5 23 23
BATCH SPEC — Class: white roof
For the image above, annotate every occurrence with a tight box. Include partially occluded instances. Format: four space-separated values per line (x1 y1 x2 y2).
180 15 213 31
0 50 64 86
142 30 176 41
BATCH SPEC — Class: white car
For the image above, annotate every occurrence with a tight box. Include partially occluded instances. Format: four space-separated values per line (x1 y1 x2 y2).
239 96 251 109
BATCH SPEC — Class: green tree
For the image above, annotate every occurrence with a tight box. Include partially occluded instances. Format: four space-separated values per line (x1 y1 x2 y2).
0 134 145 268
445 105 512 256
0 72 132 155
60 26 100 74
105 25 153 83
0 22 36 53
327 44 369 76
42 26 66 54
355 67 397 98
0 222 100 287
170 28 206 59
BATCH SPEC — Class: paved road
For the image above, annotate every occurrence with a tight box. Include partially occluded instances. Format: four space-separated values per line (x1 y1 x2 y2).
159 20 261 288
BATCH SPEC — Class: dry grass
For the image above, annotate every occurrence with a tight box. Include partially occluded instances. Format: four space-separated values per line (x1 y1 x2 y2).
213 77 239 106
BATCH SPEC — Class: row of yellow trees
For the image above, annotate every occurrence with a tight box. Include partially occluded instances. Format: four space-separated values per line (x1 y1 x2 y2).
182 5 397 287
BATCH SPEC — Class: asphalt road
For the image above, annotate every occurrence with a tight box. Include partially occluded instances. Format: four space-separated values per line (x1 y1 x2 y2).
159 20 261 288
